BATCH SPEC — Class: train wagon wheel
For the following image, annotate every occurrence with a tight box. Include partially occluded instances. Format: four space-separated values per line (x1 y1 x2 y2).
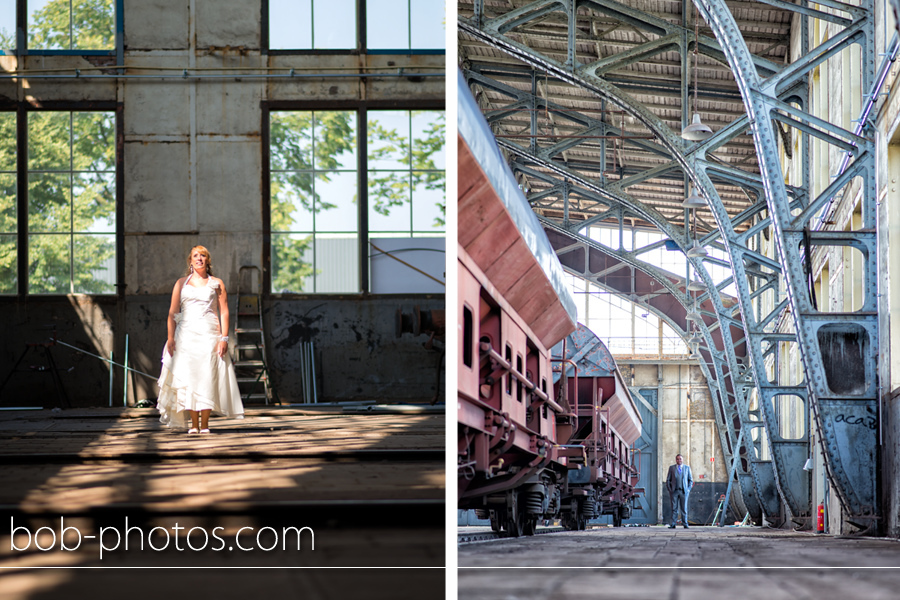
489 511 501 533
499 492 525 537
562 498 586 531
523 518 537 536
501 512 524 538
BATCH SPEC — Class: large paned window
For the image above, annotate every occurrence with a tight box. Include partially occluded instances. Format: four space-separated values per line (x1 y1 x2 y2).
368 110 445 293
268 0 357 50
565 273 688 357
588 224 737 297
0 113 14 293
267 0 445 52
0 0 117 53
268 108 445 294
368 110 445 236
0 110 117 295
366 0 445 52
270 111 360 294
28 111 116 293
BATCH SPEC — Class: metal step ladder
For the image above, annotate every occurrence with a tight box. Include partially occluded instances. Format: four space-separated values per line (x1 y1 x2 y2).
232 266 275 405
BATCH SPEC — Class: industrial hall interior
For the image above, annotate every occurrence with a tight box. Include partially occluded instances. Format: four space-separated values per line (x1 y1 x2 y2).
457 0 900 561
0 0 447 589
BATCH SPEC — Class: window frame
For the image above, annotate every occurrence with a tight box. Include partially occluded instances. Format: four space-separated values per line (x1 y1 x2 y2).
262 0 445 56
1 0 123 58
262 98 445 297
1 100 123 299
367 108 447 238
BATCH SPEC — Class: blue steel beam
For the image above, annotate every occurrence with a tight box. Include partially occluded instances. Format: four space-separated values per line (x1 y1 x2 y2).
460 2 813 521
691 0 879 527
542 219 759 519
499 123 775 517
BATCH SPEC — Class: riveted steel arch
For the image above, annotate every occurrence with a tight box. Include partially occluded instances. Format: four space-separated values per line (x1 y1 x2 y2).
463 63 772 517
692 0 879 527
540 219 762 518
460 3 812 521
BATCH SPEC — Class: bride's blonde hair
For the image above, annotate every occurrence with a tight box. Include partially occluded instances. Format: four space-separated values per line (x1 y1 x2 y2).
185 245 214 276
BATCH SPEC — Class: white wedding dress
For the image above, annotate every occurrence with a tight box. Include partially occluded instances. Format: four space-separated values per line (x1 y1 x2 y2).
156 277 244 428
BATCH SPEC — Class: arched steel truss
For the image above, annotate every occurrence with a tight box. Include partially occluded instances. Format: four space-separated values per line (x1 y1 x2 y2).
460 0 882 527
539 218 763 519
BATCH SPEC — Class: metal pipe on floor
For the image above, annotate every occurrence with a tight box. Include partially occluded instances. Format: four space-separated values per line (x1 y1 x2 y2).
305 343 310 404
311 340 317 404
718 426 744 527
299 342 308 404
109 351 114 407
123 334 129 407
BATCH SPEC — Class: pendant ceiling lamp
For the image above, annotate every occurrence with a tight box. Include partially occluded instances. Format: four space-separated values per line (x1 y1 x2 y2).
685 308 703 323
683 185 706 209
687 278 705 292
682 13 713 141
688 330 700 356
686 240 708 258
683 113 713 141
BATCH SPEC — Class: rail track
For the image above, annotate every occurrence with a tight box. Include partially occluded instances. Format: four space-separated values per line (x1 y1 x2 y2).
458 526 568 544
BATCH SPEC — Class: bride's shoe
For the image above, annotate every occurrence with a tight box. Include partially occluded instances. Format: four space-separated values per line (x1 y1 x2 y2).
188 427 199 434
200 428 211 434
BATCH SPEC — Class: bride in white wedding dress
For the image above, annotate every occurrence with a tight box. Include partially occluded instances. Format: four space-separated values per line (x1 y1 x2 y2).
157 245 244 433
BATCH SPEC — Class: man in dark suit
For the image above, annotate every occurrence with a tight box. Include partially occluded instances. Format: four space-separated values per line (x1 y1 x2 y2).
665 454 693 528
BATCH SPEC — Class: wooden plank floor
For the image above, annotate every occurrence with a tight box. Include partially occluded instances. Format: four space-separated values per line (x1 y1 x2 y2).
0 406 445 589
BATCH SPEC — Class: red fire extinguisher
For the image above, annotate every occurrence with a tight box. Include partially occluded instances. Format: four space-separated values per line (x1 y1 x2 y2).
817 503 825 533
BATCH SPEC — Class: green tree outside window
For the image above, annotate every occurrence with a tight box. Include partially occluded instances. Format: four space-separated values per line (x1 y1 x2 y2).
28 0 115 51
0 0 116 51
270 110 445 294
0 111 116 295
27 111 116 294
368 110 445 233
0 1 117 295
270 111 358 294
0 113 15 294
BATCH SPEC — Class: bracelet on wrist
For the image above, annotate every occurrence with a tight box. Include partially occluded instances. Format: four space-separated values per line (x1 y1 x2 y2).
220 336 228 342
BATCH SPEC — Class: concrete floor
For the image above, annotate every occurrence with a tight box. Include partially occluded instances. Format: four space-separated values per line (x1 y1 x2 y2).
458 525 900 599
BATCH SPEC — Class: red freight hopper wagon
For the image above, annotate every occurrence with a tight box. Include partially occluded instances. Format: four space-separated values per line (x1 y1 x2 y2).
459 70 643 536
553 324 643 529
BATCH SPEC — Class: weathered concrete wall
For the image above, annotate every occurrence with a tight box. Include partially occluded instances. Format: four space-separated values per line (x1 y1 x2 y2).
121 295 445 405
876 51 900 538
0 298 119 407
267 297 445 403
628 362 726 524
0 1 445 407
